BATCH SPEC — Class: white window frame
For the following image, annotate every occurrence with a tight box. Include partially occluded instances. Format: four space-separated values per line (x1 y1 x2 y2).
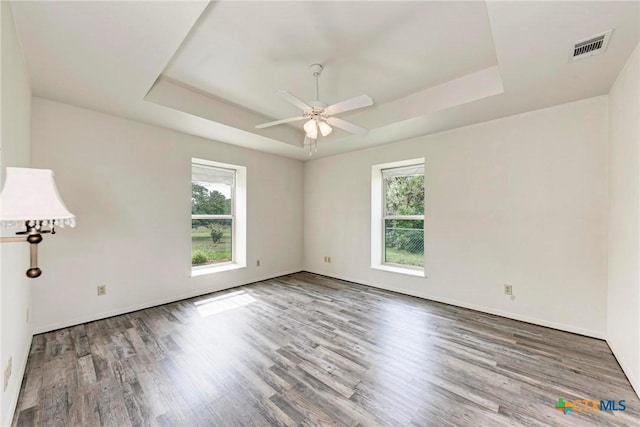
371 158 426 277
191 158 247 276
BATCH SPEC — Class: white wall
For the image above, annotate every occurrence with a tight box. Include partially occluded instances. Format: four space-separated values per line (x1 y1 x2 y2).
608 42 640 396
305 96 608 338
0 2 33 425
30 98 304 333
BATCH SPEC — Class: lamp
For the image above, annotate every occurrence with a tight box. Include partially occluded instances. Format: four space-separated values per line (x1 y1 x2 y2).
317 120 332 137
304 118 333 139
304 119 318 139
0 167 75 278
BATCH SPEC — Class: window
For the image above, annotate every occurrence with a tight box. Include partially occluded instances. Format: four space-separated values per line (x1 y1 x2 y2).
382 164 424 267
191 159 246 274
372 159 425 276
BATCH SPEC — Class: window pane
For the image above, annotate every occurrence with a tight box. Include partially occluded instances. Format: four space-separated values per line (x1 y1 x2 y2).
384 219 424 267
192 219 232 266
192 165 234 215
384 175 424 216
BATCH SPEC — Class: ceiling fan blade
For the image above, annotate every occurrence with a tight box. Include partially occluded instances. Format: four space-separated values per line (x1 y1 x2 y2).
255 116 305 129
277 90 312 111
326 95 373 115
326 117 368 135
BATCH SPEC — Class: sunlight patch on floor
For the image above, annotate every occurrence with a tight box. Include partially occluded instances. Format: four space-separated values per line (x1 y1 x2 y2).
194 290 256 317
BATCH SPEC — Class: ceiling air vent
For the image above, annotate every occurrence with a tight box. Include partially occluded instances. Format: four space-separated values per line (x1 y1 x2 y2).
571 30 613 61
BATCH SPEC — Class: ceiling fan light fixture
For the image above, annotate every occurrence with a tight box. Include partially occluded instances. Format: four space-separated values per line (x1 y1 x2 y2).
303 119 318 139
318 121 332 137
255 64 373 155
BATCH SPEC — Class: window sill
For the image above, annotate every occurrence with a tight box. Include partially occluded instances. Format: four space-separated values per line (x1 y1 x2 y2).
371 264 426 278
191 263 245 277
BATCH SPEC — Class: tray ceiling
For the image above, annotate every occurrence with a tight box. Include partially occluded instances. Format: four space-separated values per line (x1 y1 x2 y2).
10 1 640 160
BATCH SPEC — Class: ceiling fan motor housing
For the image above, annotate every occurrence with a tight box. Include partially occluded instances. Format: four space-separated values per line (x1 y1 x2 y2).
307 101 328 120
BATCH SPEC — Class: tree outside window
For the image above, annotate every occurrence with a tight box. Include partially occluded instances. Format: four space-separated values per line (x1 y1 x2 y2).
191 164 235 267
382 165 424 267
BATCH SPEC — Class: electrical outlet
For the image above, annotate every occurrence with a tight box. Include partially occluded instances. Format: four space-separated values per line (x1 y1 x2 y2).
323 256 327 262
97 285 106 296
3 357 12 391
26 308 29 323
504 284 513 296
327 256 331 263
256 260 260 267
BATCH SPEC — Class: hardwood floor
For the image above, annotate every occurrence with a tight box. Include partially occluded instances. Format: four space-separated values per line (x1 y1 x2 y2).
12 272 639 426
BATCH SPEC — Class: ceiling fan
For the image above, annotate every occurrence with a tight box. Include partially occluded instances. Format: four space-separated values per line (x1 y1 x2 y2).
256 64 373 154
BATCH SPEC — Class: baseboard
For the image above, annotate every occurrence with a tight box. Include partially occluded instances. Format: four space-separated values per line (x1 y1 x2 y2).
38 267 603 339
3 334 32 427
606 338 640 399
33 268 302 334
305 268 605 339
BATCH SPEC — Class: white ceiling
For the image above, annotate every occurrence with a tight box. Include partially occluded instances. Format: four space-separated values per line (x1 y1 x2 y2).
10 1 640 161
163 1 498 117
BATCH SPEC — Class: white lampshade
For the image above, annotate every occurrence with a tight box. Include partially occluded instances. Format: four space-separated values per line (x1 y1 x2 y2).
318 121 332 136
0 167 75 228
303 119 318 139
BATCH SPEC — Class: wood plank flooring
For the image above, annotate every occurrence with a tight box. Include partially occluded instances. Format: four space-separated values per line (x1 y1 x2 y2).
12 272 640 426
